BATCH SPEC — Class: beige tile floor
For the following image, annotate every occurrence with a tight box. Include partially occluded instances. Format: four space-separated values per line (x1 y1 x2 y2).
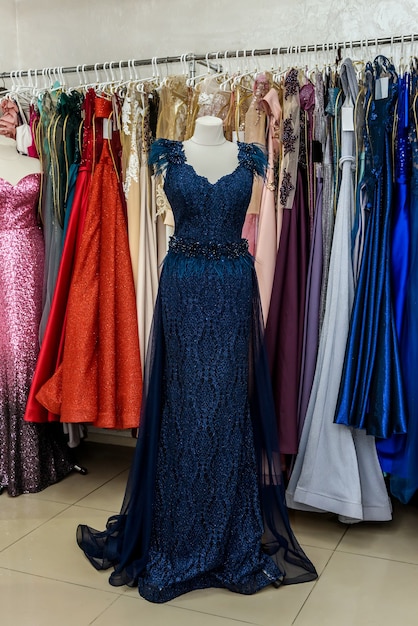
1 441 418 626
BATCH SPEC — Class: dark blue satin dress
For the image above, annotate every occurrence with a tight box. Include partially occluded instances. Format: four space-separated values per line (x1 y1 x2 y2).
77 139 317 602
376 72 411 471
391 73 418 503
334 56 408 440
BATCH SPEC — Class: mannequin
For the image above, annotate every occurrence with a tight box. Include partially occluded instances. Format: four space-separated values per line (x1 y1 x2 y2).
183 115 238 183
78 116 317 602
0 134 41 185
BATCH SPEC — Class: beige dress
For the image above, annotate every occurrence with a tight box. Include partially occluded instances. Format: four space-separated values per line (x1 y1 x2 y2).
256 86 282 323
122 84 159 369
155 76 191 265
243 74 270 256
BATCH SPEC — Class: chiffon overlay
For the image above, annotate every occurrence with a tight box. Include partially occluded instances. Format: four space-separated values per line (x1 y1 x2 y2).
0 173 73 495
77 139 317 603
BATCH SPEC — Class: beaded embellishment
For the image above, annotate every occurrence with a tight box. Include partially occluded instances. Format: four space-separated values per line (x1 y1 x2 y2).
279 169 294 207
285 69 299 100
283 116 298 156
169 236 249 260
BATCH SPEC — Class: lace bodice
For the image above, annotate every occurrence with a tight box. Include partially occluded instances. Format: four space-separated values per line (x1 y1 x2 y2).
149 139 266 244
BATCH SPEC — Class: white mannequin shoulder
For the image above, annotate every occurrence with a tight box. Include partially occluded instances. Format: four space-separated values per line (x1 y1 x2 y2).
0 135 41 186
183 116 239 184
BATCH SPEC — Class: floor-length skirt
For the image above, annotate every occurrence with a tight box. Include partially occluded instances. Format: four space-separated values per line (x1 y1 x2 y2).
77 248 317 602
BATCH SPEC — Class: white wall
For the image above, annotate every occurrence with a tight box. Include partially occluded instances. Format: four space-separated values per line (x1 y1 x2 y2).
1 0 417 74
0 1 17 70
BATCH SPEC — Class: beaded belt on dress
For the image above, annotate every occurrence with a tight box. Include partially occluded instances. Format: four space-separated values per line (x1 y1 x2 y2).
169 236 248 260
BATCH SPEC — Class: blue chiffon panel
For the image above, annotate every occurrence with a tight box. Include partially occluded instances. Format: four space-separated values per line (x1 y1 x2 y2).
76 290 164 585
249 271 317 583
76 266 317 591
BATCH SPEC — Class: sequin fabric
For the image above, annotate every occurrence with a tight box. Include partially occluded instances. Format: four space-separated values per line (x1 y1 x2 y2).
0 173 73 495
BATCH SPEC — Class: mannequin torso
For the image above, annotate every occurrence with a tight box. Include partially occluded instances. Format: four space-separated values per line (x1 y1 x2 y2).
0 135 41 186
183 116 239 184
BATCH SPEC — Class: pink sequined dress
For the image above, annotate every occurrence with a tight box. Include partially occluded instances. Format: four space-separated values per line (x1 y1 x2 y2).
0 172 73 496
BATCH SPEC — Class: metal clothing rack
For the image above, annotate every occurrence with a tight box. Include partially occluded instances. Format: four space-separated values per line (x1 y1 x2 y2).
0 33 416 81
0 32 416 474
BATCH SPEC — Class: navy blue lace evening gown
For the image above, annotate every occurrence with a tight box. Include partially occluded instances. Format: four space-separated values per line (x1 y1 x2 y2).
77 139 317 603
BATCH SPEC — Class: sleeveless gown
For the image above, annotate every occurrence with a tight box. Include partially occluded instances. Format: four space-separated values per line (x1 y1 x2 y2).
77 138 317 603
334 56 407 440
0 172 73 495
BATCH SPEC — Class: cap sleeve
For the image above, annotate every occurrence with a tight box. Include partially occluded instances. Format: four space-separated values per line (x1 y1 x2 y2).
237 142 267 179
149 138 185 176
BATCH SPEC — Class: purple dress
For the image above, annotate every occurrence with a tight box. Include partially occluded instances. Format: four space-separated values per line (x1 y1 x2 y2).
0 172 73 496
265 168 310 456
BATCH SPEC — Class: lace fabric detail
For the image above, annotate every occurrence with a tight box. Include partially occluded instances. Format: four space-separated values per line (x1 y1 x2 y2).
278 69 300 209
156 75 190 141
195 75 231 122
285 68 299 100
279 168 294 206
283 115 297 156
122 85 143 197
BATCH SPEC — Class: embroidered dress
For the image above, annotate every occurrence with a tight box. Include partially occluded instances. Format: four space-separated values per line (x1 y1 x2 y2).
77 138 317 603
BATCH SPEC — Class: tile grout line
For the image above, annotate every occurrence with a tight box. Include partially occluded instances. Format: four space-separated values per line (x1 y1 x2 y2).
89 594 121 625
334 548 418 567
291 547 335 625
0 501 74 554
291 521 351 625
157 603 260 625
0 564 124 595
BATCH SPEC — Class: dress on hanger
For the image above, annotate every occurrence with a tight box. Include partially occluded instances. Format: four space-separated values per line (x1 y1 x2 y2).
243 73 270 256
376 72 411 470
264 71 309 457
334 56 408 440
37 91 64 342
297 163 323 441
77 138 317 603
286 59 392 523
138 89 160 364
155 75 191 261
391 81 418 503
24 89 96 428
122 83 159 368
35 97 142 429
0 171 73 495
296 80 323 438
255 86 281 323
318 84 339 332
